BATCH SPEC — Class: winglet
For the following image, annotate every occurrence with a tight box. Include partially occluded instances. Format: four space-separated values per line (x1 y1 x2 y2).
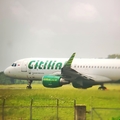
64 53 76 67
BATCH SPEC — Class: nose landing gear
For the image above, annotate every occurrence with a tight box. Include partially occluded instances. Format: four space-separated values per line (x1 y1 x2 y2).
26 80 33 89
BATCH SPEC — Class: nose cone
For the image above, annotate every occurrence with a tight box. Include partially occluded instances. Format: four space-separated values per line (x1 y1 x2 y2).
4 68 11 77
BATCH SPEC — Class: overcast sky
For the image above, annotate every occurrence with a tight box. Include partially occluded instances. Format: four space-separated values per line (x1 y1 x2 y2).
0 0 120 71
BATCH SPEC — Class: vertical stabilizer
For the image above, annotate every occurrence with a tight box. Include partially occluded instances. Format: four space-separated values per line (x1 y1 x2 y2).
64 53 76 67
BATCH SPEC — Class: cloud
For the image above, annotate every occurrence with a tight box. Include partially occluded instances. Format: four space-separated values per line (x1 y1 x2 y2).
68 2 98 21
30 27 56 38
49 15 63 23
10 1 30 22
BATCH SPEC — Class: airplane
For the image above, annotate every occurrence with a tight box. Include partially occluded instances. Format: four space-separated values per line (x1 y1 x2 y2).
4 53 120 90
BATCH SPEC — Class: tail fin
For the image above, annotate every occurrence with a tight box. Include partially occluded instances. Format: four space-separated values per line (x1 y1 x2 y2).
64 53 76 67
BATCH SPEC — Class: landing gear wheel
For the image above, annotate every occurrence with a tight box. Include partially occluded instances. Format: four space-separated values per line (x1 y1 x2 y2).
26 86 32 89
98 86 107 90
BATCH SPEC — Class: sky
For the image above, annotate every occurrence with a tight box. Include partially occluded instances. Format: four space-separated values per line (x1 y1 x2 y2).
0 0 120 71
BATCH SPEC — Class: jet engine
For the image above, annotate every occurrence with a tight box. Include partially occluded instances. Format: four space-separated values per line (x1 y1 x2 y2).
42 75 69 88
72 81 93 89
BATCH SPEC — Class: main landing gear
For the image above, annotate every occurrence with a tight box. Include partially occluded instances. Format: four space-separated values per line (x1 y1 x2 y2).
98 84 107 90
26 80 33 89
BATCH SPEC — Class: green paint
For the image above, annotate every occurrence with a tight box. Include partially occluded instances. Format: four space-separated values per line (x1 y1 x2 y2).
55 62 62 69
42 75 62 88
47 61 52 69
28 60 64 70
34 60 39 69
51 61 56 69
44 61 48 69
65 53 76 67
38 61 44 69
28 60 35 69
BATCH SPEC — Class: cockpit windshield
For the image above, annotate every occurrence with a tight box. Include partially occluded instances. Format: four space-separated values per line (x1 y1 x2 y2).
11 63 17 67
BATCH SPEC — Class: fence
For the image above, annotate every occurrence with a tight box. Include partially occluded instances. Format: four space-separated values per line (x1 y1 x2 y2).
1 98 120 120
0 98 77 120
91 107 120 120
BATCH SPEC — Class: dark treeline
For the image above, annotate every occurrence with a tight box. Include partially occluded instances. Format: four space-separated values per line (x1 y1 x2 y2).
0 72 27 84
108 54 120 59
1 54 120 84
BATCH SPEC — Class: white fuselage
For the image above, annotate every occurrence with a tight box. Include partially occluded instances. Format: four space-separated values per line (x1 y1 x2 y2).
4 58 120 83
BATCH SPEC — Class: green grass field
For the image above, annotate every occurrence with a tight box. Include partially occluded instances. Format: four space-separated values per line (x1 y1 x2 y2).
0 84 120 120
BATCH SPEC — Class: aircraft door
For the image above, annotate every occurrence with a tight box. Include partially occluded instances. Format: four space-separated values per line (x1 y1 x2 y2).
21 61 27 72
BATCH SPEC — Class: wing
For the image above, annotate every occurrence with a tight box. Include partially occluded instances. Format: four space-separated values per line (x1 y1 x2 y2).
61 53 112 88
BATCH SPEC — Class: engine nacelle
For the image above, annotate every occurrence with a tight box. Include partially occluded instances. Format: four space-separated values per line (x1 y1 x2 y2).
42 75 69 88
72 82 93 89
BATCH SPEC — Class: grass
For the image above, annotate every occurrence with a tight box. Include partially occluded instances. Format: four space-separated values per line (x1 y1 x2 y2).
0 84 120 120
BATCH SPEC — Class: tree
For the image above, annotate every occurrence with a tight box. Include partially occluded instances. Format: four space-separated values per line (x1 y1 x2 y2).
108 54 120 59
0 72 28 84
0 72 12 84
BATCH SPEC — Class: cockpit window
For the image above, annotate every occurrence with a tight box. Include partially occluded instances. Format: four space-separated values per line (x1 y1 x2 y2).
11 63 17 67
